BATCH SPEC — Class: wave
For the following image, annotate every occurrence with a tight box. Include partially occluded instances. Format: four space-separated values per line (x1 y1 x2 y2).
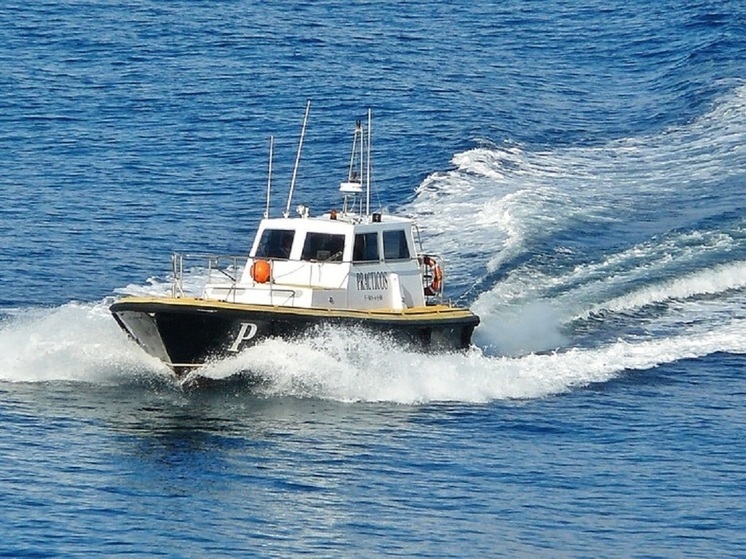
3 87 745 402
407 84 746 291
235 320 743 403
0 302 170 384
471 248 746 355
0 298 743 404
405 85 746 361
578 260 746 320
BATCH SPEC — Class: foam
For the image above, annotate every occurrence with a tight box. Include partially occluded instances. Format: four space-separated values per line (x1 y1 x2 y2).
471 240 743 322
0 302 170 384
1 288 742 403
580 261 746 320
113 270 208 298
405 86 746 291
408 87 746 357
188 318 745 403
469 254 746 357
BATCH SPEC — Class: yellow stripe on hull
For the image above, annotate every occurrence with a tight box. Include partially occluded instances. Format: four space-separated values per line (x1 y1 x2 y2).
114 296 477 323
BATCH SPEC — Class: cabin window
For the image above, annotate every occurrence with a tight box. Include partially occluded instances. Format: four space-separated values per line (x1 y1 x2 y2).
255 229 295 259
353 232 379 262
301 232 345 262
383 230 410 260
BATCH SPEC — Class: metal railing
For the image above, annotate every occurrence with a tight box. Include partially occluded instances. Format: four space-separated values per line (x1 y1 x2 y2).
171 253 248 298
170 251 446 307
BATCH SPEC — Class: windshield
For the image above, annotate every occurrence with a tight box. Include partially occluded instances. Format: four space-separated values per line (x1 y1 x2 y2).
255 229 295 259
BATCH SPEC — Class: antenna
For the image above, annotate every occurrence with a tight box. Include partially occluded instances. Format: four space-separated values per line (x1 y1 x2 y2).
264 135 274 219
366 108 372 216
339 119 366 215
285 100 311 218
347 121 360 180
358 120 365 206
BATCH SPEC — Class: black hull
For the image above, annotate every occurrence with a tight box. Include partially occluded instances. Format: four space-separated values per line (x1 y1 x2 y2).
111 297 479 376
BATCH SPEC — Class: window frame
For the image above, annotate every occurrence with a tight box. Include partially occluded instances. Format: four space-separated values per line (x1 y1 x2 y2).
301 232 346 262
382 229 411 261
353 232 380 263
255 229 295 260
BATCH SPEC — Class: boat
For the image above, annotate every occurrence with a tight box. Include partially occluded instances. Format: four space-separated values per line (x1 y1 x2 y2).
110 104 480 376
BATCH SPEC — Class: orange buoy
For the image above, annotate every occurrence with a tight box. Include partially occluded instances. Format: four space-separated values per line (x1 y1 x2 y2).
250 259 271 283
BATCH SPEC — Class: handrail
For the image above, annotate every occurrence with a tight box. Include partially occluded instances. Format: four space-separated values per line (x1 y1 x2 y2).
171 252 249 298
171 251 444 306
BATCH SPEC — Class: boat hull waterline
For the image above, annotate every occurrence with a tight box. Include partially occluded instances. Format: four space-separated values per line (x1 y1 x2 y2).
111 297 480 375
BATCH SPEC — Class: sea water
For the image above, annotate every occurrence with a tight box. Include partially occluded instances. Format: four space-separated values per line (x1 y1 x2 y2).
0 1 744 557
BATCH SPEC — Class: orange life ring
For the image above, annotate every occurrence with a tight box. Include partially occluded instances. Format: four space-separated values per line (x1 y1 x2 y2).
423 255 443 296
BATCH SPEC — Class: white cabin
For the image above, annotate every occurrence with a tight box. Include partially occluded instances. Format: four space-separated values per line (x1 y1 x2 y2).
198 107 442 311
202 210 432 311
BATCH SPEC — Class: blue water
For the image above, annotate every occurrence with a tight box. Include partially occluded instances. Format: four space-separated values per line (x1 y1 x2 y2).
1 1 745 557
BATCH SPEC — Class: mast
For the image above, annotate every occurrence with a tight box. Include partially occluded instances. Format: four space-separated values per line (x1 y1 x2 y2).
339 118 365 215
366 108 371 216
285 100 311 218
264 135 274 219
348 122 359 182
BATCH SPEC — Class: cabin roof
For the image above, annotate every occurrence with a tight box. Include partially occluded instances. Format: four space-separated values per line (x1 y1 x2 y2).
258 213 414 234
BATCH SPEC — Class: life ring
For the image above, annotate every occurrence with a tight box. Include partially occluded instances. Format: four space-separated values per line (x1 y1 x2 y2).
423 255 443 296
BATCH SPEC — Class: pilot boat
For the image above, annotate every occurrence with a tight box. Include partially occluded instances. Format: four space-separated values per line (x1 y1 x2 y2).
110 105 480 376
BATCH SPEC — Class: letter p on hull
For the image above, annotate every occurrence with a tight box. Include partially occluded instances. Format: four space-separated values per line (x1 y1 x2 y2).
229 322 258 352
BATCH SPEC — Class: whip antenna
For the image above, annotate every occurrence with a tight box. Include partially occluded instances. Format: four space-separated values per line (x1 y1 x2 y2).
285 100 311 217
264 135 274 219
366 108 372 216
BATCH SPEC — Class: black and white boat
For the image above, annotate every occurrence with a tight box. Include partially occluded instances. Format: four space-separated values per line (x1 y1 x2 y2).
110 106 480 376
